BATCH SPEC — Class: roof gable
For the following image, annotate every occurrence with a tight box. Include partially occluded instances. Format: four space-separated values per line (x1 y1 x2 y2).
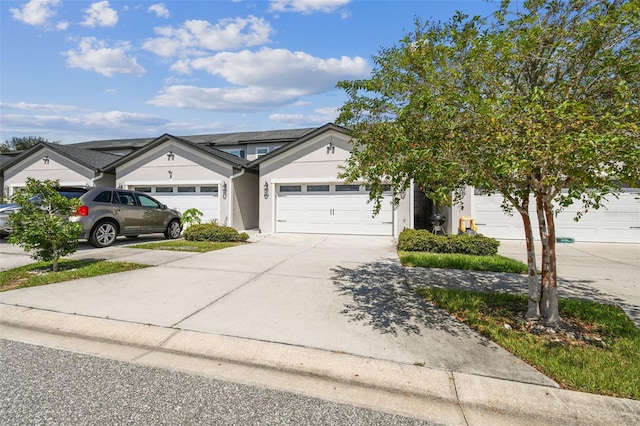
107 133 249 170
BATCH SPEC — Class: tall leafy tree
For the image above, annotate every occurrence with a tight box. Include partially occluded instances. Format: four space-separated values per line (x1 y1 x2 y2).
0 136 59 153
8 178 83 272
337 0 639 325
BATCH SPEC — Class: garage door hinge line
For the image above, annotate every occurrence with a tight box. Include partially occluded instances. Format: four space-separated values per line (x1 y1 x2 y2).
171 236 330 328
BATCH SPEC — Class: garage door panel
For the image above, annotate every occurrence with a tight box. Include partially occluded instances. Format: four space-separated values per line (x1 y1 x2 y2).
152 193 219 223
276 189 393 236
473 192 639 243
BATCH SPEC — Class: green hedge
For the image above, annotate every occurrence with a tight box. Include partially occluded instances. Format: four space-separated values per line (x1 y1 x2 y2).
397 229 499 256
183 224 249 243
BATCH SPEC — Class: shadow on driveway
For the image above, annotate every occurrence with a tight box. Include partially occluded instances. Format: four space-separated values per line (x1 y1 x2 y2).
331 260 490 342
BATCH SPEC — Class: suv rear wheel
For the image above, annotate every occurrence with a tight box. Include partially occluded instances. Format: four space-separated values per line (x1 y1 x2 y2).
90 220 118 248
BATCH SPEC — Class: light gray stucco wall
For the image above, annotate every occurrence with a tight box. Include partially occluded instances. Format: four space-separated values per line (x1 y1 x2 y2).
3 149 95 195
231 170 258 230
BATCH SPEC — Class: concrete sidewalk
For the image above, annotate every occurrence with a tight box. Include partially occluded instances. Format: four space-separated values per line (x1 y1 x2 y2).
1 234 639 424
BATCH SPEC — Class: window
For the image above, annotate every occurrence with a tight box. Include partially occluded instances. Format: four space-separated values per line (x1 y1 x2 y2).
279 185 302 193
155 187 174 193
177 186 196 193
134 186 152 193
307 185 330 192
136 194 161 208
201 186 219 193
335 184 360 192
92 191 113 203
256 147 269 158
228 149 245 159
116 191 136 206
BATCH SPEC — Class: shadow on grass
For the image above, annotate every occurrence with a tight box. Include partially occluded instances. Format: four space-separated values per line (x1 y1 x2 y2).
405 267 640 328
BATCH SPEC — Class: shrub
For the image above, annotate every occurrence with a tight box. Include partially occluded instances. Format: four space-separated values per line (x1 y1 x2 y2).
397 228 499 256
183 223 249 242
180 208 203 227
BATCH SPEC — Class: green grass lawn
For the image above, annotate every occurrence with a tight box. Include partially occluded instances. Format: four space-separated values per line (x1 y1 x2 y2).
399 250 529 274
0 259 150 292
415 287 640 400
129 239 241 252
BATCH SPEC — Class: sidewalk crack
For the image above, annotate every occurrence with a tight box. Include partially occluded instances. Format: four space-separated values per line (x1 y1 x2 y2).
449 371 469 426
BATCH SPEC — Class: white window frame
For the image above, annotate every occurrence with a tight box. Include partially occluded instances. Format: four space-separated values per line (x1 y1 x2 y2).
256 147 269 158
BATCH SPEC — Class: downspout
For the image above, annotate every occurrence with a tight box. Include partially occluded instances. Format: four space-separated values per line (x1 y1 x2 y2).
91 171 104 187
228 167 246 228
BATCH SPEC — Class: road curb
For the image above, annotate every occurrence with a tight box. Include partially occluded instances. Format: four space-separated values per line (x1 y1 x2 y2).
1 304 639 425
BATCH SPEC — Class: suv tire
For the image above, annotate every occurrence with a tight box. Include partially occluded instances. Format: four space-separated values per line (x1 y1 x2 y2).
90 220 118 248
164 219 181 239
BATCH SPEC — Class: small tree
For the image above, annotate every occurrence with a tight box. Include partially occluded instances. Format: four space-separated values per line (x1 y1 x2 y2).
337 0 639 325
7 178 83 272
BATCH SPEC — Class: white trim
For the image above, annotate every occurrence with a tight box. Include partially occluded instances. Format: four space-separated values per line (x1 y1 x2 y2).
123 179 221 187
270 177 341 184
270 181 276 233
409 180 415 231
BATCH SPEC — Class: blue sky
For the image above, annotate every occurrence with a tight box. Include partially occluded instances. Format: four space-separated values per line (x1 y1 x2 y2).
1 0 499 144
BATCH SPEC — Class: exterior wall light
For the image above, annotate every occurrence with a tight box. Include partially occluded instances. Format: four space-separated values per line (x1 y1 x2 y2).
264 181 269 199
43 155 50 164
222 182 228 199
326 142 335 154
167 150 175 160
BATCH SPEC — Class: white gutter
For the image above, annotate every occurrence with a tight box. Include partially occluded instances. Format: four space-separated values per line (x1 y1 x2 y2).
228 168 246 228
90 172 104 187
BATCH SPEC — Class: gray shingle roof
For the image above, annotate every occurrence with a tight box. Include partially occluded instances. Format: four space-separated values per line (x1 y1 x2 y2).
0 142 121 172
47 143 122 169
69 137 154 151
182 128 317 146
68 128 317 150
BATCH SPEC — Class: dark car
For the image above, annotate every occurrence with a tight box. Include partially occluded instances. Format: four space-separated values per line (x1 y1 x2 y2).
0 203 20 237
69 187 182 247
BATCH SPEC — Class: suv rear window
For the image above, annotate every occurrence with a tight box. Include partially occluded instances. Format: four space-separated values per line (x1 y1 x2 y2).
92 191 113 203
58 188 88 199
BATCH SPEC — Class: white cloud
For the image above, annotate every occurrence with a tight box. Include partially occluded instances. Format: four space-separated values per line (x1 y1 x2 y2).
174 48 370 93
149 48 369 111
1 111 170 143
55 21 69 30
0 101 77 112
81 1 118 28
148 85 302 111
148 3 170 18
269 0 350 14
64 37 146 77
142 16 273 58
269 107 339 126
10 0 61 26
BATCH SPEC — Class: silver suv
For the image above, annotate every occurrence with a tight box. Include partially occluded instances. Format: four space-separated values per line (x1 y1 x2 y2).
70 187 182 247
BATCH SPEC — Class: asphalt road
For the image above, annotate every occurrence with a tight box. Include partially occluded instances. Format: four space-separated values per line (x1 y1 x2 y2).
0 339 439 426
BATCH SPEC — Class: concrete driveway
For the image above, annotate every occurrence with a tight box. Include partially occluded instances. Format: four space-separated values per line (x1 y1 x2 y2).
0 233 555 387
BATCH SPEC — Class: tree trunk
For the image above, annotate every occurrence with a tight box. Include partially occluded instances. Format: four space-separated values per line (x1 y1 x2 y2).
52 242 59 272
519 199 540 319
540 198 560 325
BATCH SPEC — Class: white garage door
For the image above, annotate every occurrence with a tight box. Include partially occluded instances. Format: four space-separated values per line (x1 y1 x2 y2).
133 185 220 223
472 190 640 243
276 184 393 235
